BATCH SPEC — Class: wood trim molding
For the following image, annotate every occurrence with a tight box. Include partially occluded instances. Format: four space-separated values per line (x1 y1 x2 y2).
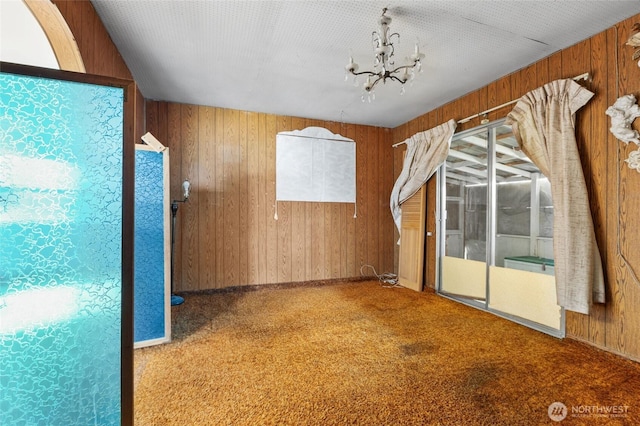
23 0 85 73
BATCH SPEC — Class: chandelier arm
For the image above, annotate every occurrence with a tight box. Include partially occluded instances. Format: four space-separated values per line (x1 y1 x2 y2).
388 75 408 85
390 63 418 74
368 75 385 91
371 31 379 46
350 70 382 77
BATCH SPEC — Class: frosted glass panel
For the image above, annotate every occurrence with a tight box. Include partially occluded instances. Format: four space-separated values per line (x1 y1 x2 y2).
0 72 124 424
134 147 170 346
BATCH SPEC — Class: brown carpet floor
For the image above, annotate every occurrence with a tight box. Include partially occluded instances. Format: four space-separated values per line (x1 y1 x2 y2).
134 281 640 425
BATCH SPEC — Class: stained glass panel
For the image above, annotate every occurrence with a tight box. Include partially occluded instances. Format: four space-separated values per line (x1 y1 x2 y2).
0 72 124 425
134 147 169 346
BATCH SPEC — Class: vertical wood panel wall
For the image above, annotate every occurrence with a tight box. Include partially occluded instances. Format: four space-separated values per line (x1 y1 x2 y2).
392 13 640 361
146 103 396 291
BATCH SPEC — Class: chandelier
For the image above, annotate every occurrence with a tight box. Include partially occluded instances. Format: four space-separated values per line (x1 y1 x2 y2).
345 8 425 102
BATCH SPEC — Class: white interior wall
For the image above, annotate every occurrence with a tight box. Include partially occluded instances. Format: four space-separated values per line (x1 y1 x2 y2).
0 0 59 69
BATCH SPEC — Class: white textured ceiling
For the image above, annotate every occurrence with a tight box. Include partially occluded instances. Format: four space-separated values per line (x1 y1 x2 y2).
91 1 639 128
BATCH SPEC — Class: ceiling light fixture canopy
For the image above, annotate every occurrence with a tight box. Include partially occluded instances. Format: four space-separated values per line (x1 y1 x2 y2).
346 8 425 102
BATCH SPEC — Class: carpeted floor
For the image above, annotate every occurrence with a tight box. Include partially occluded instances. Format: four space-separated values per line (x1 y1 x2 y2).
134 281 640 425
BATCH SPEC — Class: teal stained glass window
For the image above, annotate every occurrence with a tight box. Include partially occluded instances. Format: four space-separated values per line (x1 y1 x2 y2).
0 72 124 425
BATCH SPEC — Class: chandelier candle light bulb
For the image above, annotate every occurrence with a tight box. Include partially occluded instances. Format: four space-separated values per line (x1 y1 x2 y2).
411 43 423 62
346 8 425 97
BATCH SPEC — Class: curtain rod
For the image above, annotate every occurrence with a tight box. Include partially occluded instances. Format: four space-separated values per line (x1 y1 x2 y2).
458 72 590 124
392 72 590 148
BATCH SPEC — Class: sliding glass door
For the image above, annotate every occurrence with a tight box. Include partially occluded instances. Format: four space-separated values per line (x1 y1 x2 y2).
437 120 564 337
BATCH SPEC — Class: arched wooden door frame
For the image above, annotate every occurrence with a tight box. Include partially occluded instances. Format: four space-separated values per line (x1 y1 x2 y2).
23 0 85 73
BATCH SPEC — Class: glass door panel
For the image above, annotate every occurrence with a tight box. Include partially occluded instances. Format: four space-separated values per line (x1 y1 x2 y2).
490 124 561 332
492 124 550 268
440 129 488 302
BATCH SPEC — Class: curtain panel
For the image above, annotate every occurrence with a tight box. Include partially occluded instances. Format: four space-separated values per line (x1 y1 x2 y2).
390 119 457 235
506 79 605 315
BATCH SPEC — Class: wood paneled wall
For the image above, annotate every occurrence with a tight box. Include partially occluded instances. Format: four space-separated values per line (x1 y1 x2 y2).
52 0 145 141
146 103 396 291
393 13 640 361
52 0 131 80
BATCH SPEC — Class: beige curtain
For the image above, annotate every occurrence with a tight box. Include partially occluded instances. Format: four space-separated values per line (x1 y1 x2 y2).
390 119 457 234
506 79 604 315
